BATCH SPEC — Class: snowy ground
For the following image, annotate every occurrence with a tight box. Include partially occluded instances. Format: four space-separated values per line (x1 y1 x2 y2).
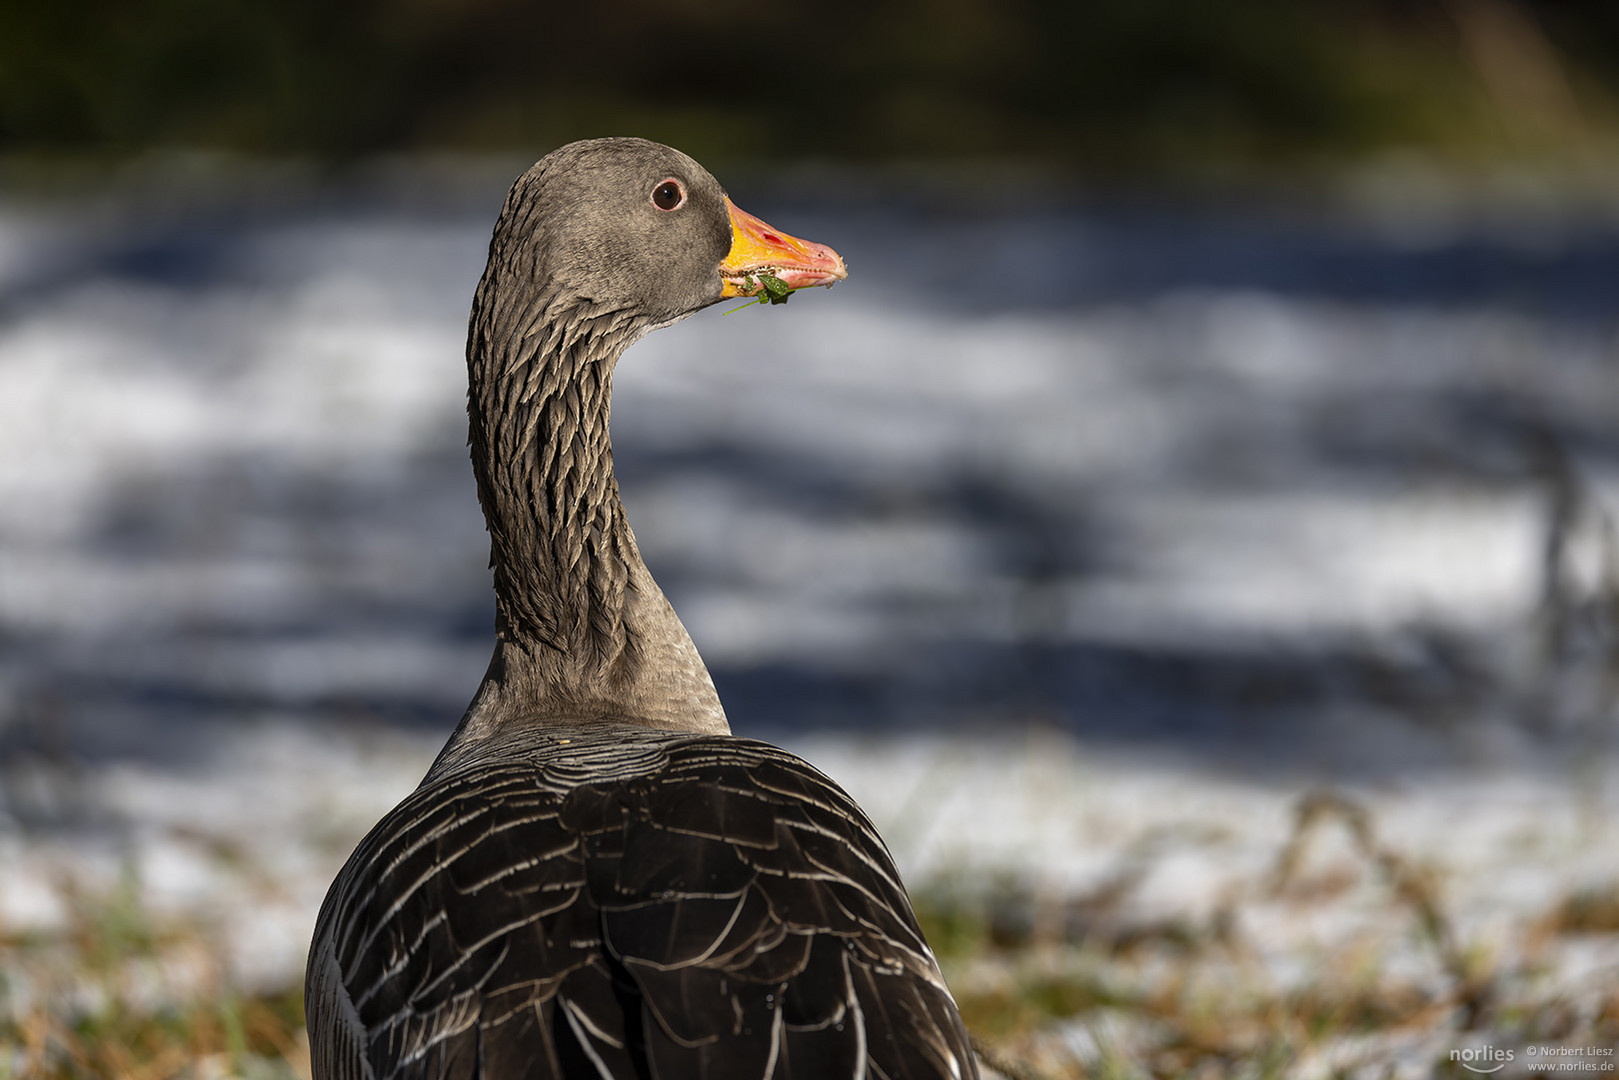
1 160 1617 1076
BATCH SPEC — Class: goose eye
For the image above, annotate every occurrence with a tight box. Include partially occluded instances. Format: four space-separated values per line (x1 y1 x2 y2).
651 179 686 211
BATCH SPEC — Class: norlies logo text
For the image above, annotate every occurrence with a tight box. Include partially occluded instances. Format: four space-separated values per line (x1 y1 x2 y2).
1452 1046 1514 1074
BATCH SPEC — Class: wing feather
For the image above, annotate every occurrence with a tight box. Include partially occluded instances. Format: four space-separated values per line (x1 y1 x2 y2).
307 727 976 1079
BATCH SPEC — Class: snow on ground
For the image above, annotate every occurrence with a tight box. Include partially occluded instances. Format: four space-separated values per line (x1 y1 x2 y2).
1 163 1617 1073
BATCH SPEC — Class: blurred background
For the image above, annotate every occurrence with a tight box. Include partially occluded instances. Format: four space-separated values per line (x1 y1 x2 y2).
2 1 1619 1076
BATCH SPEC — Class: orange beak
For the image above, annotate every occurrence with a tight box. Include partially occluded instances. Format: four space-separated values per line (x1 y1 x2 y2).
718 198 848 299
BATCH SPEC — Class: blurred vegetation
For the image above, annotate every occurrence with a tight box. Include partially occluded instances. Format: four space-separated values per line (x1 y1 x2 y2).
3 0 1619 172
1 867 307 1079
911 789 1619 1078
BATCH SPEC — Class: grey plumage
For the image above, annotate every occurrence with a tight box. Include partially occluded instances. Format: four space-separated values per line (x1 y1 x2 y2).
310 727 970 1079
306 138 976 1079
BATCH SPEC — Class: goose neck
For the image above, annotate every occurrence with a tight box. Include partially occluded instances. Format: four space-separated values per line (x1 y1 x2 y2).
455 292 728 744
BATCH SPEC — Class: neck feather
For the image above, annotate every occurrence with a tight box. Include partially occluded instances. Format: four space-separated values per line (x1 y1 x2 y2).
453 284 728 746
471 294 638 667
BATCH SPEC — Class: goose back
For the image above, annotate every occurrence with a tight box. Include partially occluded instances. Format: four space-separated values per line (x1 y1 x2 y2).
308 725 974 1078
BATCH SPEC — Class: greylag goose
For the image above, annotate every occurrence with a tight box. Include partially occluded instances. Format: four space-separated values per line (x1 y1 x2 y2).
305 138 977 1079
